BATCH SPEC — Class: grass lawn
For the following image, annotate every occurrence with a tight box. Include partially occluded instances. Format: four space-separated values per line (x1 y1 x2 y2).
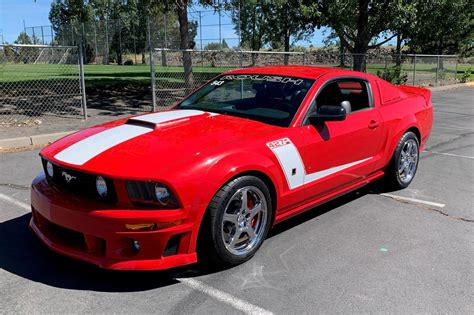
1 63 472 86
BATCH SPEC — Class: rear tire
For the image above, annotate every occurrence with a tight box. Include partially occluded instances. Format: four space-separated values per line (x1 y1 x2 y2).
200 176 273 266
385 131 420 189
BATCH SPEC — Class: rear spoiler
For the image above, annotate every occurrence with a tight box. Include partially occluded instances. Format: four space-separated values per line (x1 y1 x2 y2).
398 85 432 106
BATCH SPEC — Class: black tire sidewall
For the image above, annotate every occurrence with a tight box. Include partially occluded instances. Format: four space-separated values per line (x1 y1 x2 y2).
208 176 273 265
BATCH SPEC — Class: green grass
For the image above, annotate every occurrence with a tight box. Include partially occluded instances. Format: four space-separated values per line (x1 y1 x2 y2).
1 63 472 86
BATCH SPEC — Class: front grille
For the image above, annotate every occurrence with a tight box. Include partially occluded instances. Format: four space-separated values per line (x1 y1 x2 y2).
42 158 117 203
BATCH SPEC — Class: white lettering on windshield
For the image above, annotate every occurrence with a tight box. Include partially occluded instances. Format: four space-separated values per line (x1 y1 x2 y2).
222 75 304 85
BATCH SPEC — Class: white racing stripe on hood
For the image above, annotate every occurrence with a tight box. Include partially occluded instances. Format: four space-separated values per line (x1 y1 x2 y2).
54 124 152 165
54 110 211 166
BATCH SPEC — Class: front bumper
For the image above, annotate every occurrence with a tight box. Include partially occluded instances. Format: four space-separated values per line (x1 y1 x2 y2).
30 174 197 270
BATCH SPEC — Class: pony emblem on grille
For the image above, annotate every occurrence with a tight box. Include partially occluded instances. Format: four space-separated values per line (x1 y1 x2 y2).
61 171 76 183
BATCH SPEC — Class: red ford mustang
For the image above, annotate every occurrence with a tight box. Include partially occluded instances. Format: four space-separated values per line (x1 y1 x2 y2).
31 66 433 270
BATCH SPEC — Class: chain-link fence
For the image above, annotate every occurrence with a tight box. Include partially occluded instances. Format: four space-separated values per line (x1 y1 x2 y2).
152 49 310 109
151 49 460 109
0 44 85 125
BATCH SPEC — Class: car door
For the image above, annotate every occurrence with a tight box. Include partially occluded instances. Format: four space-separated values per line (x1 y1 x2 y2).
299 77 384 200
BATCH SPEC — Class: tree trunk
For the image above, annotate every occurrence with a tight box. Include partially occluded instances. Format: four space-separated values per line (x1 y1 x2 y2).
395 34 402 67
352 52 367 72
283 31 290 65
352 0 369 72
339 43 345 67
176 0 193 90
438 38 444 70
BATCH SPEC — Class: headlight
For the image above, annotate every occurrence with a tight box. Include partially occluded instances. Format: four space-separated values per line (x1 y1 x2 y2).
46 161 54 177
96 176 108 198
126 180 179 209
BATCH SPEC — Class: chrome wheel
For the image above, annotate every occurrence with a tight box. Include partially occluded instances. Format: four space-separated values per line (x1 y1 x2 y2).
221 186 268 256
398 138 418 183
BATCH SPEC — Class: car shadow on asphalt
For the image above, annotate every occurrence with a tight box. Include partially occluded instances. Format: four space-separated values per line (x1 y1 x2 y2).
0 181 394 292
0 213 180 292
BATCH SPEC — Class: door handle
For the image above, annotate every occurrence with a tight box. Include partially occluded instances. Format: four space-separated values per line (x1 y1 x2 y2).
368 120 381 129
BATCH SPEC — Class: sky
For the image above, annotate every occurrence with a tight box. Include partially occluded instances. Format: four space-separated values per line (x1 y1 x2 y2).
0 0 329 48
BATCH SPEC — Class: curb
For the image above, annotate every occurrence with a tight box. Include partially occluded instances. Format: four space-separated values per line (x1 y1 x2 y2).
0 131 76 151
429 82 474 92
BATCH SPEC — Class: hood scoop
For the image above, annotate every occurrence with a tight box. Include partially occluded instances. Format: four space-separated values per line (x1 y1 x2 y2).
125 119 156 129
126 110 210 130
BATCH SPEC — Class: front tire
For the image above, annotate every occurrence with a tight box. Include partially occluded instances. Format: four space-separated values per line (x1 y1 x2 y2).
385 131 420 189
201 176 273 266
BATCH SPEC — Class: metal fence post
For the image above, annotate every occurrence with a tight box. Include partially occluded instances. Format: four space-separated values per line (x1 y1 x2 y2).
454 57 458 81
148 17 157 112
412 54 416 85
435 55 440 84
78 45 88 120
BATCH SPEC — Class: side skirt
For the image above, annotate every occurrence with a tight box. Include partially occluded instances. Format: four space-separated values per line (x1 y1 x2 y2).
273 170 385 225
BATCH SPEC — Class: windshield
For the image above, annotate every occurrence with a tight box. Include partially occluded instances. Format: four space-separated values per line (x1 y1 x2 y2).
178 74 314 127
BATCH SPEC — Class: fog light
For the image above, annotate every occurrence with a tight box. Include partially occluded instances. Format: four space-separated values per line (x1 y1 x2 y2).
125 223 157 231
46 161 54 177
96 176 108 198
131 239 140 252
155 184 170 205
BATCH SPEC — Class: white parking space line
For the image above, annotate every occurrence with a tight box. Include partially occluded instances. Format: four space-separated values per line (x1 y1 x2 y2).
0 193 30 211
177 278 273 315
423 150 474 160
380 193 446 208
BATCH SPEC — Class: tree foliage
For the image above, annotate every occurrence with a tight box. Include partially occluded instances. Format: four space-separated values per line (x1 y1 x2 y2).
316 0 413 71
405 0 474 57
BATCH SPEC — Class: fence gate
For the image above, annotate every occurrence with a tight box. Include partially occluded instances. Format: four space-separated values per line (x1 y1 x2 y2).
0 44 85 125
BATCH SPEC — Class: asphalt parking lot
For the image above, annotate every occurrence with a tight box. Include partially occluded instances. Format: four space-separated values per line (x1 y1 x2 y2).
0 87 473 314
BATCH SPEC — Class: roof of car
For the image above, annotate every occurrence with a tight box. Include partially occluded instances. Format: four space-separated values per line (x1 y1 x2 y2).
224 65 343 80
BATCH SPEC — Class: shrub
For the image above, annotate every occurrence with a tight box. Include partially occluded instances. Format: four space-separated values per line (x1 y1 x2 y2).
460 67 472 83
123 59 134 65
377 66 408 85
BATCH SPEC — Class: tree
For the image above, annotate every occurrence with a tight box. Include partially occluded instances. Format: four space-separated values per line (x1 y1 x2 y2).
317 0 408 71
405 0 474 58
262 0 317 64
152 0 195 88
205 39 229 50
13 32 39 63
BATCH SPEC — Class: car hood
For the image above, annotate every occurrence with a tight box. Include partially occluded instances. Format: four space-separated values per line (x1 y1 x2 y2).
41 110 278 179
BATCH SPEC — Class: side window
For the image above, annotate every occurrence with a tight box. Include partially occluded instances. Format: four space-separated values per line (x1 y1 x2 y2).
316 79 371 114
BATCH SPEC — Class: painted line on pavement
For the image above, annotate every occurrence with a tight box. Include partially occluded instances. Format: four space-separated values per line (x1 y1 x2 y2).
380 193 446 208
177 278 273 315
0 193 30 211
423 150 474 160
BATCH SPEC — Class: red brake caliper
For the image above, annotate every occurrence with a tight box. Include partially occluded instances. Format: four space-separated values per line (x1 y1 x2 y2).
247 193 257 228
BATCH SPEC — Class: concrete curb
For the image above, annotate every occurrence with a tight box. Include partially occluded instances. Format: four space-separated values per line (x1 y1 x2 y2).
0 131 76 151
429 82 474 92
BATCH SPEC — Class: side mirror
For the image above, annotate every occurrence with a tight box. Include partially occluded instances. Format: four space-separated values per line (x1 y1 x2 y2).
308 105 347 124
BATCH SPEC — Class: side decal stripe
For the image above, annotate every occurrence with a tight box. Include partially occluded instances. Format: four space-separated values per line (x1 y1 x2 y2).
267 138 372 189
